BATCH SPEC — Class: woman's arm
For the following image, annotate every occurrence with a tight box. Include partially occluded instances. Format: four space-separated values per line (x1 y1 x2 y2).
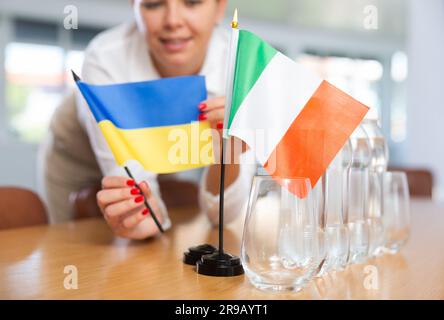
206 163 240 195
197 97 254 224
197 97 245 194
199 154 255 225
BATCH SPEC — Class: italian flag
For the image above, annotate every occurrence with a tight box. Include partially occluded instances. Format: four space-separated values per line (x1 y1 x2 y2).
223 29 369 188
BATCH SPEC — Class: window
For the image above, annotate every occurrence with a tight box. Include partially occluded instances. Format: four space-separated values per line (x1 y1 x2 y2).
5 42 65 142
390 51 408 143
3 18 103 143
65 50 85 88
296 53 383 120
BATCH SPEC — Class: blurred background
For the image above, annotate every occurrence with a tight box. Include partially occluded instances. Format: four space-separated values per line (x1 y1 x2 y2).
0 0 443 201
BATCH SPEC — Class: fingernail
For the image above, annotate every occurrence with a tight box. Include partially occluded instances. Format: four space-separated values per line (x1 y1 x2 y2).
135 195 144 203
130 188 140 195
126 179 135 187
198 113 207 121
198 103 207 111
217 121 223 130
142 208 149 216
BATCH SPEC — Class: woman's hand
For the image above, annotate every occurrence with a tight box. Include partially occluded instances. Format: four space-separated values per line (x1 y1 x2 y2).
198 96 248 161
198 97 249 197
198 96 225 130
97 177 163 240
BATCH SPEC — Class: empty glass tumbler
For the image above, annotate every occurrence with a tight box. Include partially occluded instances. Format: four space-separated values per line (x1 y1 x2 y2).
241 176 325 292
382 171 411 254
346 125 371 264
361 119 389 173
362 119 389 257
367 170 385 256
347 168 370 263
320 142 351 273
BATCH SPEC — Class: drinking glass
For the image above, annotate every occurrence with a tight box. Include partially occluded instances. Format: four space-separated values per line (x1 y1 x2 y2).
241 176 325 292
382 171 411 254
346 125 371 264
348 125 371 171
361 119 389 173
362 119 388 257
347 168 370 263
320 142 351 273
367 170 385 256
312 175 327 277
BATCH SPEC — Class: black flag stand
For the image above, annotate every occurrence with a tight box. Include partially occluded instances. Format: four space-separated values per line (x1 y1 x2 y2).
183 9 244 276
183 137 244 277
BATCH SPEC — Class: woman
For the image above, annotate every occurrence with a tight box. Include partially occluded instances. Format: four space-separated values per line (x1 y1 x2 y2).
77 0 254 239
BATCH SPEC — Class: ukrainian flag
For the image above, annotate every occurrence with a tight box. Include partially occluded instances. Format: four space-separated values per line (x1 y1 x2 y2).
74 73 214 173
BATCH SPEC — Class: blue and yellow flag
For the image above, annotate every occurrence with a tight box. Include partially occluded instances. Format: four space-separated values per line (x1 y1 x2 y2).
74 73 214 173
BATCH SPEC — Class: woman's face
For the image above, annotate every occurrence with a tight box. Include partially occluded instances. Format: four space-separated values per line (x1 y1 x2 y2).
133 0 227 77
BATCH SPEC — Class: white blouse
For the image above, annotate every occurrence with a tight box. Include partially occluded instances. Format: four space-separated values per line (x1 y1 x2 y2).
77 22 256 231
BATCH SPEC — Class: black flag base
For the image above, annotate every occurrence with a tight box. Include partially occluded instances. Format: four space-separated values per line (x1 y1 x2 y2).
183 244 243 277
183 244 217 265
196 251 244 277
183 134 243 276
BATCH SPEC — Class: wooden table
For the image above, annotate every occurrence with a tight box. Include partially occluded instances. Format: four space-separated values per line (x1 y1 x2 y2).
0 199 443 299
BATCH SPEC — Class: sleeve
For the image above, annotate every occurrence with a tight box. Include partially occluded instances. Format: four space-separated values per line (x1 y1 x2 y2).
76 48 171 231
198 150 256 225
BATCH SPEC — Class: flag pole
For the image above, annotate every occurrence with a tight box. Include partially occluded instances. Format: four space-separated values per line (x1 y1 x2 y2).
218 138 226 256
217 8 238 257
183 9 243 275
124 166 164 233
184 9 243 276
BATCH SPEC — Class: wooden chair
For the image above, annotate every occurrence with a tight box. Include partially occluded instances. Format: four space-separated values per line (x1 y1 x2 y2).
388 167 434 198
69 185 102 219
0 187 48 230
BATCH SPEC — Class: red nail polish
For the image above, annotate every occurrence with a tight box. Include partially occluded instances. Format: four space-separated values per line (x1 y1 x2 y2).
135 195 144 203
217 122 223 129
130 188 140 195
126 179 135 187
198 103 207 111
198 113 207 121
142 208 149 216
